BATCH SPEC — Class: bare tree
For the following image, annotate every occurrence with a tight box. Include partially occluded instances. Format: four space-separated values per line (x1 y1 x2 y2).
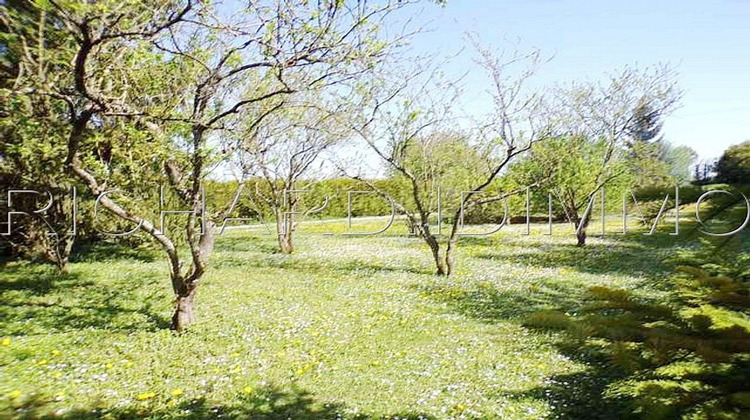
550 64 682 246
340 43 551 275
229 95 348 253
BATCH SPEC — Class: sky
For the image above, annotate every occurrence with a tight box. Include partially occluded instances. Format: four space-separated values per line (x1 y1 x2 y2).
397 0 750 161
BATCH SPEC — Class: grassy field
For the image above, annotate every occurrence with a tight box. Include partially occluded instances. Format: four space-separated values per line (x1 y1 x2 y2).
0 220 704 419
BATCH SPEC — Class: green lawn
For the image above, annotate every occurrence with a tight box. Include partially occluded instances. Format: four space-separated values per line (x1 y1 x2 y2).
0 221 700 419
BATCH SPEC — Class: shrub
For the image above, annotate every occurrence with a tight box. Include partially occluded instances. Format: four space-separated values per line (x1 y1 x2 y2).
526 239 750 419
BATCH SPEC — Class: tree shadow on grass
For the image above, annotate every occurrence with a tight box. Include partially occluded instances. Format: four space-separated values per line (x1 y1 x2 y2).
214 234 280 255
4 385 436 420
493 343 631 419
476 237 680 282
416 279 632 418
337 259 432 276
435 228 735 419
0 263 86 295
217 252 433 276
0 295 171 335
0 263 171 335
416 236 675 418
413 276 585 321
70 241 159 263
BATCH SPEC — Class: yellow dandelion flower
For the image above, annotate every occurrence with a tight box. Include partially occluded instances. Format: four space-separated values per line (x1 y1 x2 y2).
125 361 134 368
231 352 240 358
454 403 466 412
53 372 63 378
1 337 10 347
242 386 254 394
9 390 21 399
105 363 114 369
38 359 48 365
136 392 156 401
232 367 242 374
51 350 61 356
167 399 178 406
170 389 184 397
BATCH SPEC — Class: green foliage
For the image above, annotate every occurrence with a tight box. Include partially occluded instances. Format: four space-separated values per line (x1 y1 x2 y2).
204 178 398 223
624 103 698 185
392 130 491 216
627 141 698 187
628 184 703 226
629 141 674 186
632 184 703 203
506 135 633 221
714 141 750 185
526 237 750 419
661 143 699 185
0 3 76 267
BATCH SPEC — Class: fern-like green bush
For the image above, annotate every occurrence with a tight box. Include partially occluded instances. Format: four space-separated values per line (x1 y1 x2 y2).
525 241 750 419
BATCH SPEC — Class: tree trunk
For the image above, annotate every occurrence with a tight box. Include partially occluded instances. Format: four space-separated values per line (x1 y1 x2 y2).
431 245 447 276
41 233 74 274
56 235 74 274
406 218 419 236
275 209 294 254
419 223 447 276
278 233 294 254
575 211 591 247
443 238 456 276
576 230 587 247
171 287 197 331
